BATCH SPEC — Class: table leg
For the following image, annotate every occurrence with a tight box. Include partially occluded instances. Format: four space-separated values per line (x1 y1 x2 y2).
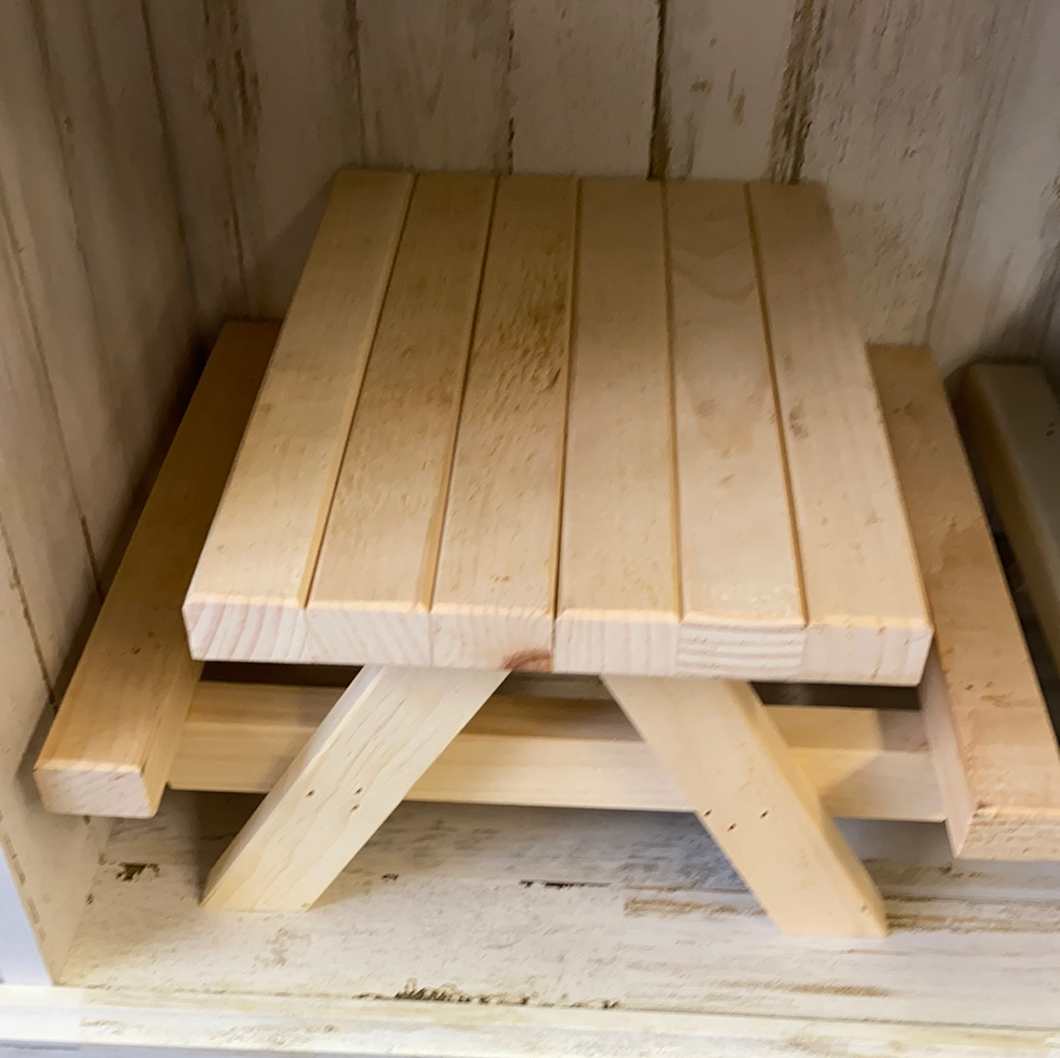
202 665 508 910
604 676 887 937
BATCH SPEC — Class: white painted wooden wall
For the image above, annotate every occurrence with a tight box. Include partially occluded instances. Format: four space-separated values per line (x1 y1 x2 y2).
0 0 1059 985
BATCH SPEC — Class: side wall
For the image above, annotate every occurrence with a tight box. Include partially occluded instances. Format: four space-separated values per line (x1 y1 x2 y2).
147 0 1060 375
0 0 196 981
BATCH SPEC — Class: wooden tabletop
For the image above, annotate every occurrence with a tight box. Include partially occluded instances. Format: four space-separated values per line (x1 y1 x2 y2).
183 171 931 684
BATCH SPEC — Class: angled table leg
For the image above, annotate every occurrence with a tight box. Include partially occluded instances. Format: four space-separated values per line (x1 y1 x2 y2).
604 676 887 937
203 665 508 911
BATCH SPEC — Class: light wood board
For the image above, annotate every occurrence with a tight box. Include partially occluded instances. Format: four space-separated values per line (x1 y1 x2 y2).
172 680 943 823
875 348 1060 859
35 323 278 818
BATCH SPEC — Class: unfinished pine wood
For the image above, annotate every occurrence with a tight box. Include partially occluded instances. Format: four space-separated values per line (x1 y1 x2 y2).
748 182 931 685
184 171 412 663
172 681 943 822
606 675 888 937
874 347 1060 860
431 176 577 669
554 179 679 676
203 666 507 910
667 181 804 678
307 173 495 665
960 363 1060 679
34 323 278 819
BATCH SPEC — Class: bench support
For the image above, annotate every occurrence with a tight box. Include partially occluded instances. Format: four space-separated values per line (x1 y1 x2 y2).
202 665 507 911
605 676 888 937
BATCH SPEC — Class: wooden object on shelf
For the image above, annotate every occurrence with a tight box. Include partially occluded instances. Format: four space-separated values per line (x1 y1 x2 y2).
605 676 888 937
172 680 944 823
875 348 1060 860
183 173 933 686
33 321 278 818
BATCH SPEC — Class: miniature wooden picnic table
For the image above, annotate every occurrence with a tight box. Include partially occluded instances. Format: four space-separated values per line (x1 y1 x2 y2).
181 171 933 936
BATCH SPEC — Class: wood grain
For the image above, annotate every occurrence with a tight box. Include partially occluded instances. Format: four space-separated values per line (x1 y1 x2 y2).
748 182 931 685
35 323 277 819
666 181 804 678
876 347 1060 860
184 171 412 663
308 173 495 665
358 0 508 170
509 0 657 176
431 176 577 669
202 666 507 910
172 680 943 823
555 179 679 676
607 675 888 937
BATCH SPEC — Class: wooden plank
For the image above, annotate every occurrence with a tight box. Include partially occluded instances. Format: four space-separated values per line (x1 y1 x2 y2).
960 363 1060 671
0 184 96 689
358 0 508 170
37 0 197 550
183 171 412 663
927 3 1060 374
143 0 365 329
0 519 100 984
666 181 804 678
509 0 657 176
554 179 679 676
874 347 1060 860
747 182 931 685
801 0 1032 350
172 680 943 823
660 0 796 179
35 323 278 819
431 176 577 669
202 666 507 910
606 675 888 937
307 174 494 666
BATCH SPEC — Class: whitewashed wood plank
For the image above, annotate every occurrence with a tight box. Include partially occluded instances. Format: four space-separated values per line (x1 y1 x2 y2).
0 0 132 573
36 0 197 565
801 0 1031 346
0 522 99 984
509 0 657 176
144 0 364 329
64 792 1060 1035
0 208 96 688
928 0 1060 375
358 0 508 170
661 0 796 179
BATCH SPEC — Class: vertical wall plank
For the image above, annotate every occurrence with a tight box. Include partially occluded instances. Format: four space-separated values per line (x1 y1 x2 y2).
0 0 124 584
800 0 1031 346
145 0 364 329
358 0 508 171
661 0 795 180
929 0 1060 376
37 0 197 555
0 513 100 984
510 0 658 176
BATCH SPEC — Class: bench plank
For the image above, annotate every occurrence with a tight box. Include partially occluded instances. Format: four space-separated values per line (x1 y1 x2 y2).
308 173 495 665
430 176 577 669
555 178 680 675
748 183 931 685
667 181 805 678
184 171 412 662
35 321 278 817
171 681 943 822
873 346 1060 859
